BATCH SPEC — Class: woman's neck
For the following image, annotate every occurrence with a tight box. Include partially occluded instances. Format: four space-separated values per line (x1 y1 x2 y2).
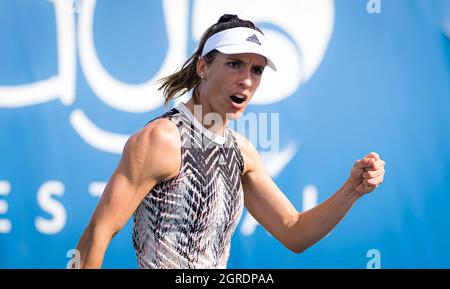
185 98 228 138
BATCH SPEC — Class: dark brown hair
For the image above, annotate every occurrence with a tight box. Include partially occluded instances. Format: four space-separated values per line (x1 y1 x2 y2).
157 14 263 107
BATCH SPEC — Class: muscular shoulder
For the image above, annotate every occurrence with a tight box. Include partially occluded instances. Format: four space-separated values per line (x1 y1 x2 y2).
129 118 180 154
229 129 265 175
120 118 181 185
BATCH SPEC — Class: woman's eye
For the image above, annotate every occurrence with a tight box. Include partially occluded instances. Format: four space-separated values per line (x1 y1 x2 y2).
253 67 264 75
228 62 240 69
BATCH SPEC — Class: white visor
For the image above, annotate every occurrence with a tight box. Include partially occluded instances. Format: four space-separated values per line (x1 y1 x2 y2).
201 27 277 71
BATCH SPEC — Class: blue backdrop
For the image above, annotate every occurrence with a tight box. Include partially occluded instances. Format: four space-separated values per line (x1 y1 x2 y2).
0 0 449 268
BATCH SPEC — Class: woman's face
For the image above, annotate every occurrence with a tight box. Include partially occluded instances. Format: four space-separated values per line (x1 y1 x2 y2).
197 52 266 120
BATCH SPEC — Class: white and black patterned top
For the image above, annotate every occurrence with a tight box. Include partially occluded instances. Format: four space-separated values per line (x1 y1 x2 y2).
132 103 245 269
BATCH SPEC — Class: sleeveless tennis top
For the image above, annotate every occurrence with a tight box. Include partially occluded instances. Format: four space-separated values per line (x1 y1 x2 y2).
132 103 245 269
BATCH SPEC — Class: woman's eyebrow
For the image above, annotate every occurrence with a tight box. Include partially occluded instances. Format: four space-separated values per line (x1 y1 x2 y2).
227 58 246 64
227 57 266 68
252 64 265 71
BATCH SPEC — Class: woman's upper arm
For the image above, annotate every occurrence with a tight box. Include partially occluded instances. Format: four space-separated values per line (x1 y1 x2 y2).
235 132 299 249
87 118 181 235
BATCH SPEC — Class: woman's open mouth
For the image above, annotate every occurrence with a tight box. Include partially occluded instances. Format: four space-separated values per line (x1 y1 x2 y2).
229 95 246 104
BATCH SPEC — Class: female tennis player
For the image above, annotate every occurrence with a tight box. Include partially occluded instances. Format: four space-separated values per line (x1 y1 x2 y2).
74 14 385 269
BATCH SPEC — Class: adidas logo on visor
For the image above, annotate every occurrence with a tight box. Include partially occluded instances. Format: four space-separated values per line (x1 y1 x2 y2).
246 34 261 45
200 27 276 71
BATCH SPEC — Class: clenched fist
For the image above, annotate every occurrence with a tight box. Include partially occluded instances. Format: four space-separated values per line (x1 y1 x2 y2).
350 152 385 196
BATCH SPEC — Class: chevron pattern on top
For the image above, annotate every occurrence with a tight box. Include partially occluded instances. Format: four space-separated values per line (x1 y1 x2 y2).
132 105 245 269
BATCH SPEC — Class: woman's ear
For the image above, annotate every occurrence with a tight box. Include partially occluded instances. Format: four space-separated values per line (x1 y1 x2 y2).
196 57 207 80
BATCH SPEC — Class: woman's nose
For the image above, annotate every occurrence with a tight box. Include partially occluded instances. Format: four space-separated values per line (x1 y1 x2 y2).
238 70 252 89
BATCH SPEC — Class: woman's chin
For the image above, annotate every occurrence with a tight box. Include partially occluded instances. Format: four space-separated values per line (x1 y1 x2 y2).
226 110 244 121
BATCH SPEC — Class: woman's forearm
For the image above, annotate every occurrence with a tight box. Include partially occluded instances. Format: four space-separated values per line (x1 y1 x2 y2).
74 225 113 269
289 178 361 253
